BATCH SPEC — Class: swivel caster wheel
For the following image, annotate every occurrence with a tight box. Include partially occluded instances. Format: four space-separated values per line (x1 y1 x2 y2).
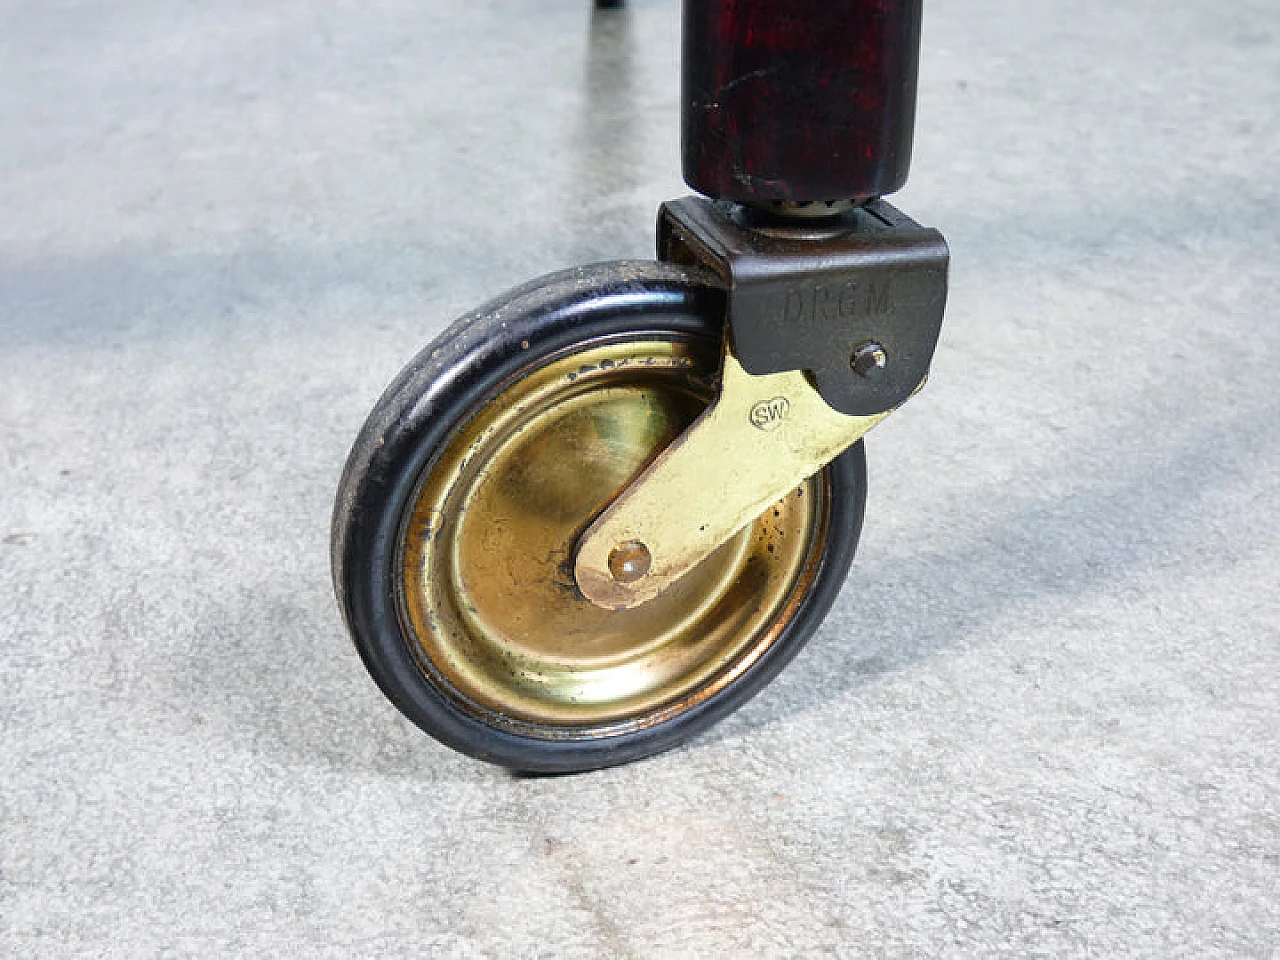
332 262 867 773
332 1 951 772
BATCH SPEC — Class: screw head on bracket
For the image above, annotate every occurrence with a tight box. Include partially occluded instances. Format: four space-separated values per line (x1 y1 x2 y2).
851 342 888 379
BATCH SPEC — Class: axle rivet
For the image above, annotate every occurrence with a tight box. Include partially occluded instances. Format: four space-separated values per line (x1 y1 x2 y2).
608 540 652 584
851 341 888 378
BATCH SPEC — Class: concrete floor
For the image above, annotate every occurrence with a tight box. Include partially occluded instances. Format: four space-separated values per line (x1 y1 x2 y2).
2 0 1277 956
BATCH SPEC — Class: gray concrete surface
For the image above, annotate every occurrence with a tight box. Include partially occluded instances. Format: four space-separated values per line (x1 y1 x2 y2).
2 0 1277 956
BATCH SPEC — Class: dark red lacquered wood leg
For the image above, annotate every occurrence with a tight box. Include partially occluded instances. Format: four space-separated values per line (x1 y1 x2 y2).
682 0 922 204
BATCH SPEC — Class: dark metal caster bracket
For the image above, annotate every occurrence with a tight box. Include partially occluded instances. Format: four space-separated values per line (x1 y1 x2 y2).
658 197 949 417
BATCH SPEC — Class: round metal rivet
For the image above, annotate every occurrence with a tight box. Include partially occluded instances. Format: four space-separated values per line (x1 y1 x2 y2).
851 341 888 378
608 541 652 584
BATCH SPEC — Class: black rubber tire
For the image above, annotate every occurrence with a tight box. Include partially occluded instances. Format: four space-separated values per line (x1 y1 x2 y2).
331 261 867 773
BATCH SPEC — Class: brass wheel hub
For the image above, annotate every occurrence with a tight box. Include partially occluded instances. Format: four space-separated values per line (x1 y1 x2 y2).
399 336 828 734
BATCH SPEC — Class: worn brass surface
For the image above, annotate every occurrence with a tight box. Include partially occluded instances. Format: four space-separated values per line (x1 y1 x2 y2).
399 337 827 732
575 346 910 609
